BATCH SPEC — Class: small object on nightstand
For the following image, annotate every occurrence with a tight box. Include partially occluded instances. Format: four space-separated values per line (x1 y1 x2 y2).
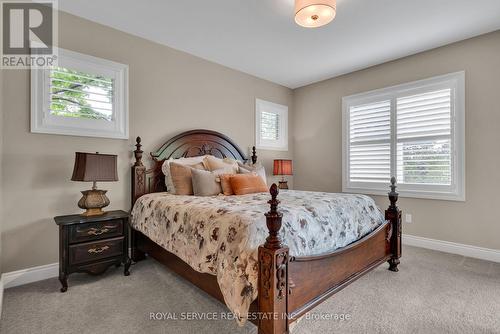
54 210 131 292
71 152 118 216
273 159 293 189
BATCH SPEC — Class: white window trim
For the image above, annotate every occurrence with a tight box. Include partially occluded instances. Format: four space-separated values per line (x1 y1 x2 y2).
31 47 129 139
342 72 465 201
255 98 288 151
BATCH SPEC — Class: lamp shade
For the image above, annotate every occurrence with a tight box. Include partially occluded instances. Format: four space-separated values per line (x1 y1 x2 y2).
295 0 336 28
273 159 293 176
71 152 118 182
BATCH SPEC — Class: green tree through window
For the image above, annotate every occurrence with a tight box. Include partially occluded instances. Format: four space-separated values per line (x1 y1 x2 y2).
50 67 114 121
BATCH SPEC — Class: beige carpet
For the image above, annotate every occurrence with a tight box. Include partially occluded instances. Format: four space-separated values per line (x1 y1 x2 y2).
1 246 499 334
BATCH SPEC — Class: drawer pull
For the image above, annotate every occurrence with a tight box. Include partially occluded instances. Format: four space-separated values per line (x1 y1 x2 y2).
87 227 110 236
88 245 110 254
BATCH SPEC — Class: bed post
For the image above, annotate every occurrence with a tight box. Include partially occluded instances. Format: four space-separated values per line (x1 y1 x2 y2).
252 146 258 165
386 177 402 272
131 136 146 262
258 184 289 334
132 137 146 205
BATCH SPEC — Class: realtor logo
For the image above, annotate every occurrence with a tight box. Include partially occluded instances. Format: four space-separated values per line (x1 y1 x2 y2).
1 0 58 68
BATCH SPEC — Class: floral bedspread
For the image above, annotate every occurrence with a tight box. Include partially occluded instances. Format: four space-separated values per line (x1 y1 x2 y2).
131 190 385 325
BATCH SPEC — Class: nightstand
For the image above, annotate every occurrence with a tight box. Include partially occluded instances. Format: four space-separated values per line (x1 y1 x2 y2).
54 210 131 292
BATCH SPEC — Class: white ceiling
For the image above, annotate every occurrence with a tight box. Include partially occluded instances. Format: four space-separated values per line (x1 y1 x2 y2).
59 0 500 89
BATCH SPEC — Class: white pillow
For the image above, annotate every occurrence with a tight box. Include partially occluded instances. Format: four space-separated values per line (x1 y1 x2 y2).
190 165 236 197
239 165 267 185
162 156 207 193
237 160 263 170
191 169 222 196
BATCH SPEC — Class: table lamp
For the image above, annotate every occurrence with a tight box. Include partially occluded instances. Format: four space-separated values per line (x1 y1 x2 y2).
273 159 293 190
71 152 118 216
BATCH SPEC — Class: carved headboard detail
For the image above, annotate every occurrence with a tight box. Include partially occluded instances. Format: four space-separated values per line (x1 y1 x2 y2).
131 129 257 206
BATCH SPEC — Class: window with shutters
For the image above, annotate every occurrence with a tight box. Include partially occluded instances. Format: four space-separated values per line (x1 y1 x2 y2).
256 99 288 151
31 48 129 139
342 72 465 201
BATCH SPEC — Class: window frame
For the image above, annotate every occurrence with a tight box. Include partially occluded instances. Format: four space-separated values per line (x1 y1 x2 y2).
342 72 465 201
255 98 288 151
31 47 129 139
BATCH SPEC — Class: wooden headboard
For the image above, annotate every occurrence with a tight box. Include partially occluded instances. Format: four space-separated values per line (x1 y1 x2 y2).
131 129 257 206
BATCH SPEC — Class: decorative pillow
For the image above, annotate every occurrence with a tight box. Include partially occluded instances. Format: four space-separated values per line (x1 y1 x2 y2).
229 174 268 195
223 157 239 165
203 155 238 173
237 160 258 168
212 166 237 178
169 162 205 195
238 167 250 174
239 165 267 185
237 160 263 171
162 156 207 193
191 169 222 196
220 174 237 195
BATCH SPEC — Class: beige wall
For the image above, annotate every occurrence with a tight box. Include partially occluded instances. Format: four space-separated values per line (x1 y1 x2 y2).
0 12 293 272
293 30 500 250
0 65 3 273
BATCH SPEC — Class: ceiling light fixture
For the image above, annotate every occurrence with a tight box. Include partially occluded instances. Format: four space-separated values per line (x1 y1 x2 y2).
294 0 336 28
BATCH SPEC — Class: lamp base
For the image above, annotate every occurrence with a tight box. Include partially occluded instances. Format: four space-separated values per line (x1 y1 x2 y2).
78 189 110 217
278 180 289 190
81 208 105 217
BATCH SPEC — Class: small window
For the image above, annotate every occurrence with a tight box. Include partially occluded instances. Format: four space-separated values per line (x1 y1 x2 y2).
342 72 465 201
31 48 128 139
255 99 288 151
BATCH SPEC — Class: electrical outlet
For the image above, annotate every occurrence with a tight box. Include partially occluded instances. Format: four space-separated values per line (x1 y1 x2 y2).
405 214 413 224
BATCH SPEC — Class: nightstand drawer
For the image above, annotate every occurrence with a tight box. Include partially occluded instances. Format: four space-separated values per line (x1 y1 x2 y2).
69 237 124 265
69 219 123 244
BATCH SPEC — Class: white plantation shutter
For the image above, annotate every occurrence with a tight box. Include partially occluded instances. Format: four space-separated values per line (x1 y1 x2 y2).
49 67 114 121
256 99 288 150
396 89 452 185
260 111 280 140
348 101 391 183
342 72 465 201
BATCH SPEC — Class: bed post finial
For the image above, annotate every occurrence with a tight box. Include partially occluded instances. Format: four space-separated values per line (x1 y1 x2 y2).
251 146 258 165
386 177 402 272
258 183 289 334
264 184 283 249
134 137 144 167
389 176 398 209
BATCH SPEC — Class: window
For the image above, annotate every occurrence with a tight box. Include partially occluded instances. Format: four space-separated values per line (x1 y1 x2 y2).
31 48 129 139
342 72 465 201
255 99 288 151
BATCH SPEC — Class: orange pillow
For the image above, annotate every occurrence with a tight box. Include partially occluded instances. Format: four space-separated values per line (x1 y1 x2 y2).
170 162 205 195
229 174 268 195
220 174 237 195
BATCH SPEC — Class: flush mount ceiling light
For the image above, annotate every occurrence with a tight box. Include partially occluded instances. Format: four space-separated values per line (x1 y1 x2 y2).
295 0 336 28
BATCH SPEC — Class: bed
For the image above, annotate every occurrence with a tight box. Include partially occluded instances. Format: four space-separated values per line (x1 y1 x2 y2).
130 129 402 334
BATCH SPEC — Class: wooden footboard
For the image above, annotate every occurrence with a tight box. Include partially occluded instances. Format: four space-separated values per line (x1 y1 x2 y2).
257 180 402 334
287 222 391 318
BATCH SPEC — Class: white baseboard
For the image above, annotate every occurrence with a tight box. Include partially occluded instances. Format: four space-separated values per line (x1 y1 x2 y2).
1 263 59 289
403 234 500 263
